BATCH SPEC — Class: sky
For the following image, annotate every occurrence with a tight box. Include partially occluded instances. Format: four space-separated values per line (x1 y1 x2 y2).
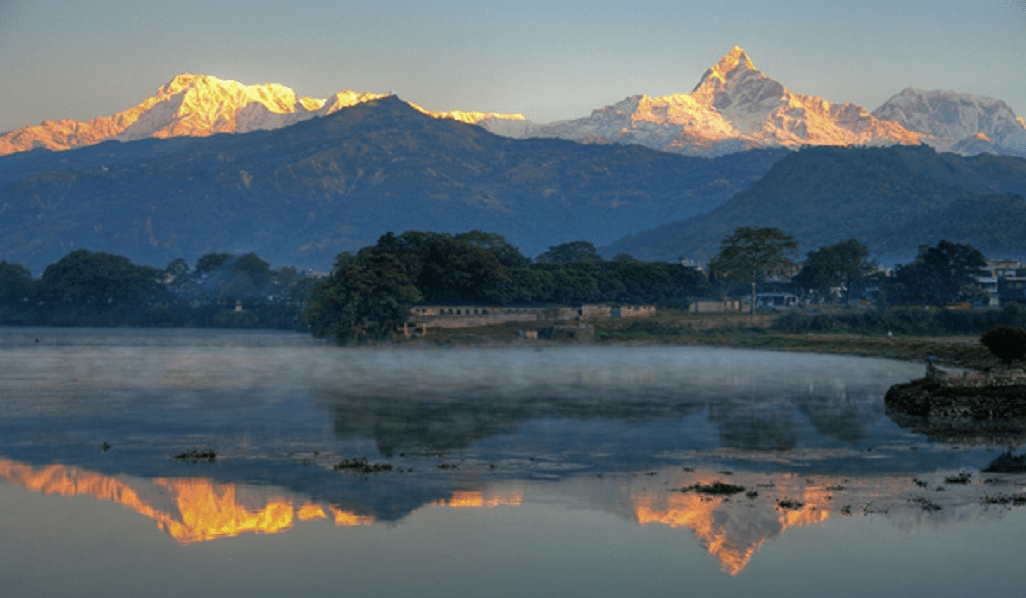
0 0 1024 133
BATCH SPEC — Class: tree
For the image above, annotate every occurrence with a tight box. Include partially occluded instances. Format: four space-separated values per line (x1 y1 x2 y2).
305 251 421 344
372 231 511 303
0 261 35 304
39 250 161 307
792 239 874 303
506 268 556 302
535 241 603 264
455 230 531 268
890 240 987 306
194 253 235 276
709 227 799 314
980 326 1026 366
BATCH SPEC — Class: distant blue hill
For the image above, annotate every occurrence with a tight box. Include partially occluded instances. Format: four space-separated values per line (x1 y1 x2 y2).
0 96 784 272
602 144 1026 265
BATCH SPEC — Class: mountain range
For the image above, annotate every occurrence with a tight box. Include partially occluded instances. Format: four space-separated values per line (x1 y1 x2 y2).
0 96 785 273
1 46 1024 273
2 47 1024 159
0 74 524 156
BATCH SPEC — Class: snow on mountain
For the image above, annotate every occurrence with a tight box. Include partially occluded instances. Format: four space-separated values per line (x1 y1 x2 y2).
518 92 753 157
2 51 1022 160
0 74 524 156
872 87 1026 157
518 47 922 156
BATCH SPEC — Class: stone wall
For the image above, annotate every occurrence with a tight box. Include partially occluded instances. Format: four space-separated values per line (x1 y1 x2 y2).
409 313 541 329
926 363 1026 388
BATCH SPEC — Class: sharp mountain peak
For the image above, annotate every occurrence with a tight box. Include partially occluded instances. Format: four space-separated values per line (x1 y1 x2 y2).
693 45 761 90
0 46 1022 159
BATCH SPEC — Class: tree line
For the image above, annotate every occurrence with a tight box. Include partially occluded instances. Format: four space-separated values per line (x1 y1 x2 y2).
0 249 315 329
3 227 1013 343
708 226 1026 337
307 231 711 343
1 231 711 336
709 227 994 309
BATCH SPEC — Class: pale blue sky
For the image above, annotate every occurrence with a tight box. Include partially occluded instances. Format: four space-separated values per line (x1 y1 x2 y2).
1 0 1024 133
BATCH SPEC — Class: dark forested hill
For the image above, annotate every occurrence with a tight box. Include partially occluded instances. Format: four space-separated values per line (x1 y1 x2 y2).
602 145 1026 264
0 96 784 272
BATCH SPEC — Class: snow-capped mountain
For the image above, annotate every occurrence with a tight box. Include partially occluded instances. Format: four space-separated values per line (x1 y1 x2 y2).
2 48 1023 159
516 47 923 156
0 74 525 156
872 87 1026 157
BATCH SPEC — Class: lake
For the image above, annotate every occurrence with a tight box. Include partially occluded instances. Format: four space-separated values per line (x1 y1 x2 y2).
1 328 1024 597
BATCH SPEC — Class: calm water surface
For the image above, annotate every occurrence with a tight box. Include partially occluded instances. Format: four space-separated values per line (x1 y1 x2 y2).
1 327 1024 597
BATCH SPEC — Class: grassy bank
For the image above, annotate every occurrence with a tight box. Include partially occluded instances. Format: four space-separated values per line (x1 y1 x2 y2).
405 312 1003 371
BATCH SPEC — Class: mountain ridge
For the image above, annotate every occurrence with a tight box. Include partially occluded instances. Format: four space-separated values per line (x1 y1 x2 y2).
3 47 1023 159
509 46 924 156
872 87 1026 157
0 73 524 155
0 95 786 272
601 145 1026 264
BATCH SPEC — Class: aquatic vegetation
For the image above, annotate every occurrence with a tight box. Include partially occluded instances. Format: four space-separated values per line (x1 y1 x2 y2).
333 457 393 473
983 494 1026 506
910 496 943 512
681 481 746 495
172 448 216 463
777 499 805 510
945 472 972 485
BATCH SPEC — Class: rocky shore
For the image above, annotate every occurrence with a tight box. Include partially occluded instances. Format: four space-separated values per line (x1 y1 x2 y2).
885 365 1026 419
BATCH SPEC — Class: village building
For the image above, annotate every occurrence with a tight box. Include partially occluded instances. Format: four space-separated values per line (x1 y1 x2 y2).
678 257 705 273
999 276 1026 305
977 259 1026 306
755 292 800 309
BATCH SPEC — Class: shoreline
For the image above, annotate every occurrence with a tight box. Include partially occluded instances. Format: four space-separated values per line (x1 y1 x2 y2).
402 317 1003 371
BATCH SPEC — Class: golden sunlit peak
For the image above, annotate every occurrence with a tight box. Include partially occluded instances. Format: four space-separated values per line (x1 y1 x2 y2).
715 46 757 74
692 46 760 92
160 73 224 94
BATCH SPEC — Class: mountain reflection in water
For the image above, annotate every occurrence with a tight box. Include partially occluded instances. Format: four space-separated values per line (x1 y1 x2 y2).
4 456 1025 575
0 458 373 543
2 329 1026 588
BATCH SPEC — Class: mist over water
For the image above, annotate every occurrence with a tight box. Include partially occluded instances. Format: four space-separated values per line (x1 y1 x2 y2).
2 328 1024 597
